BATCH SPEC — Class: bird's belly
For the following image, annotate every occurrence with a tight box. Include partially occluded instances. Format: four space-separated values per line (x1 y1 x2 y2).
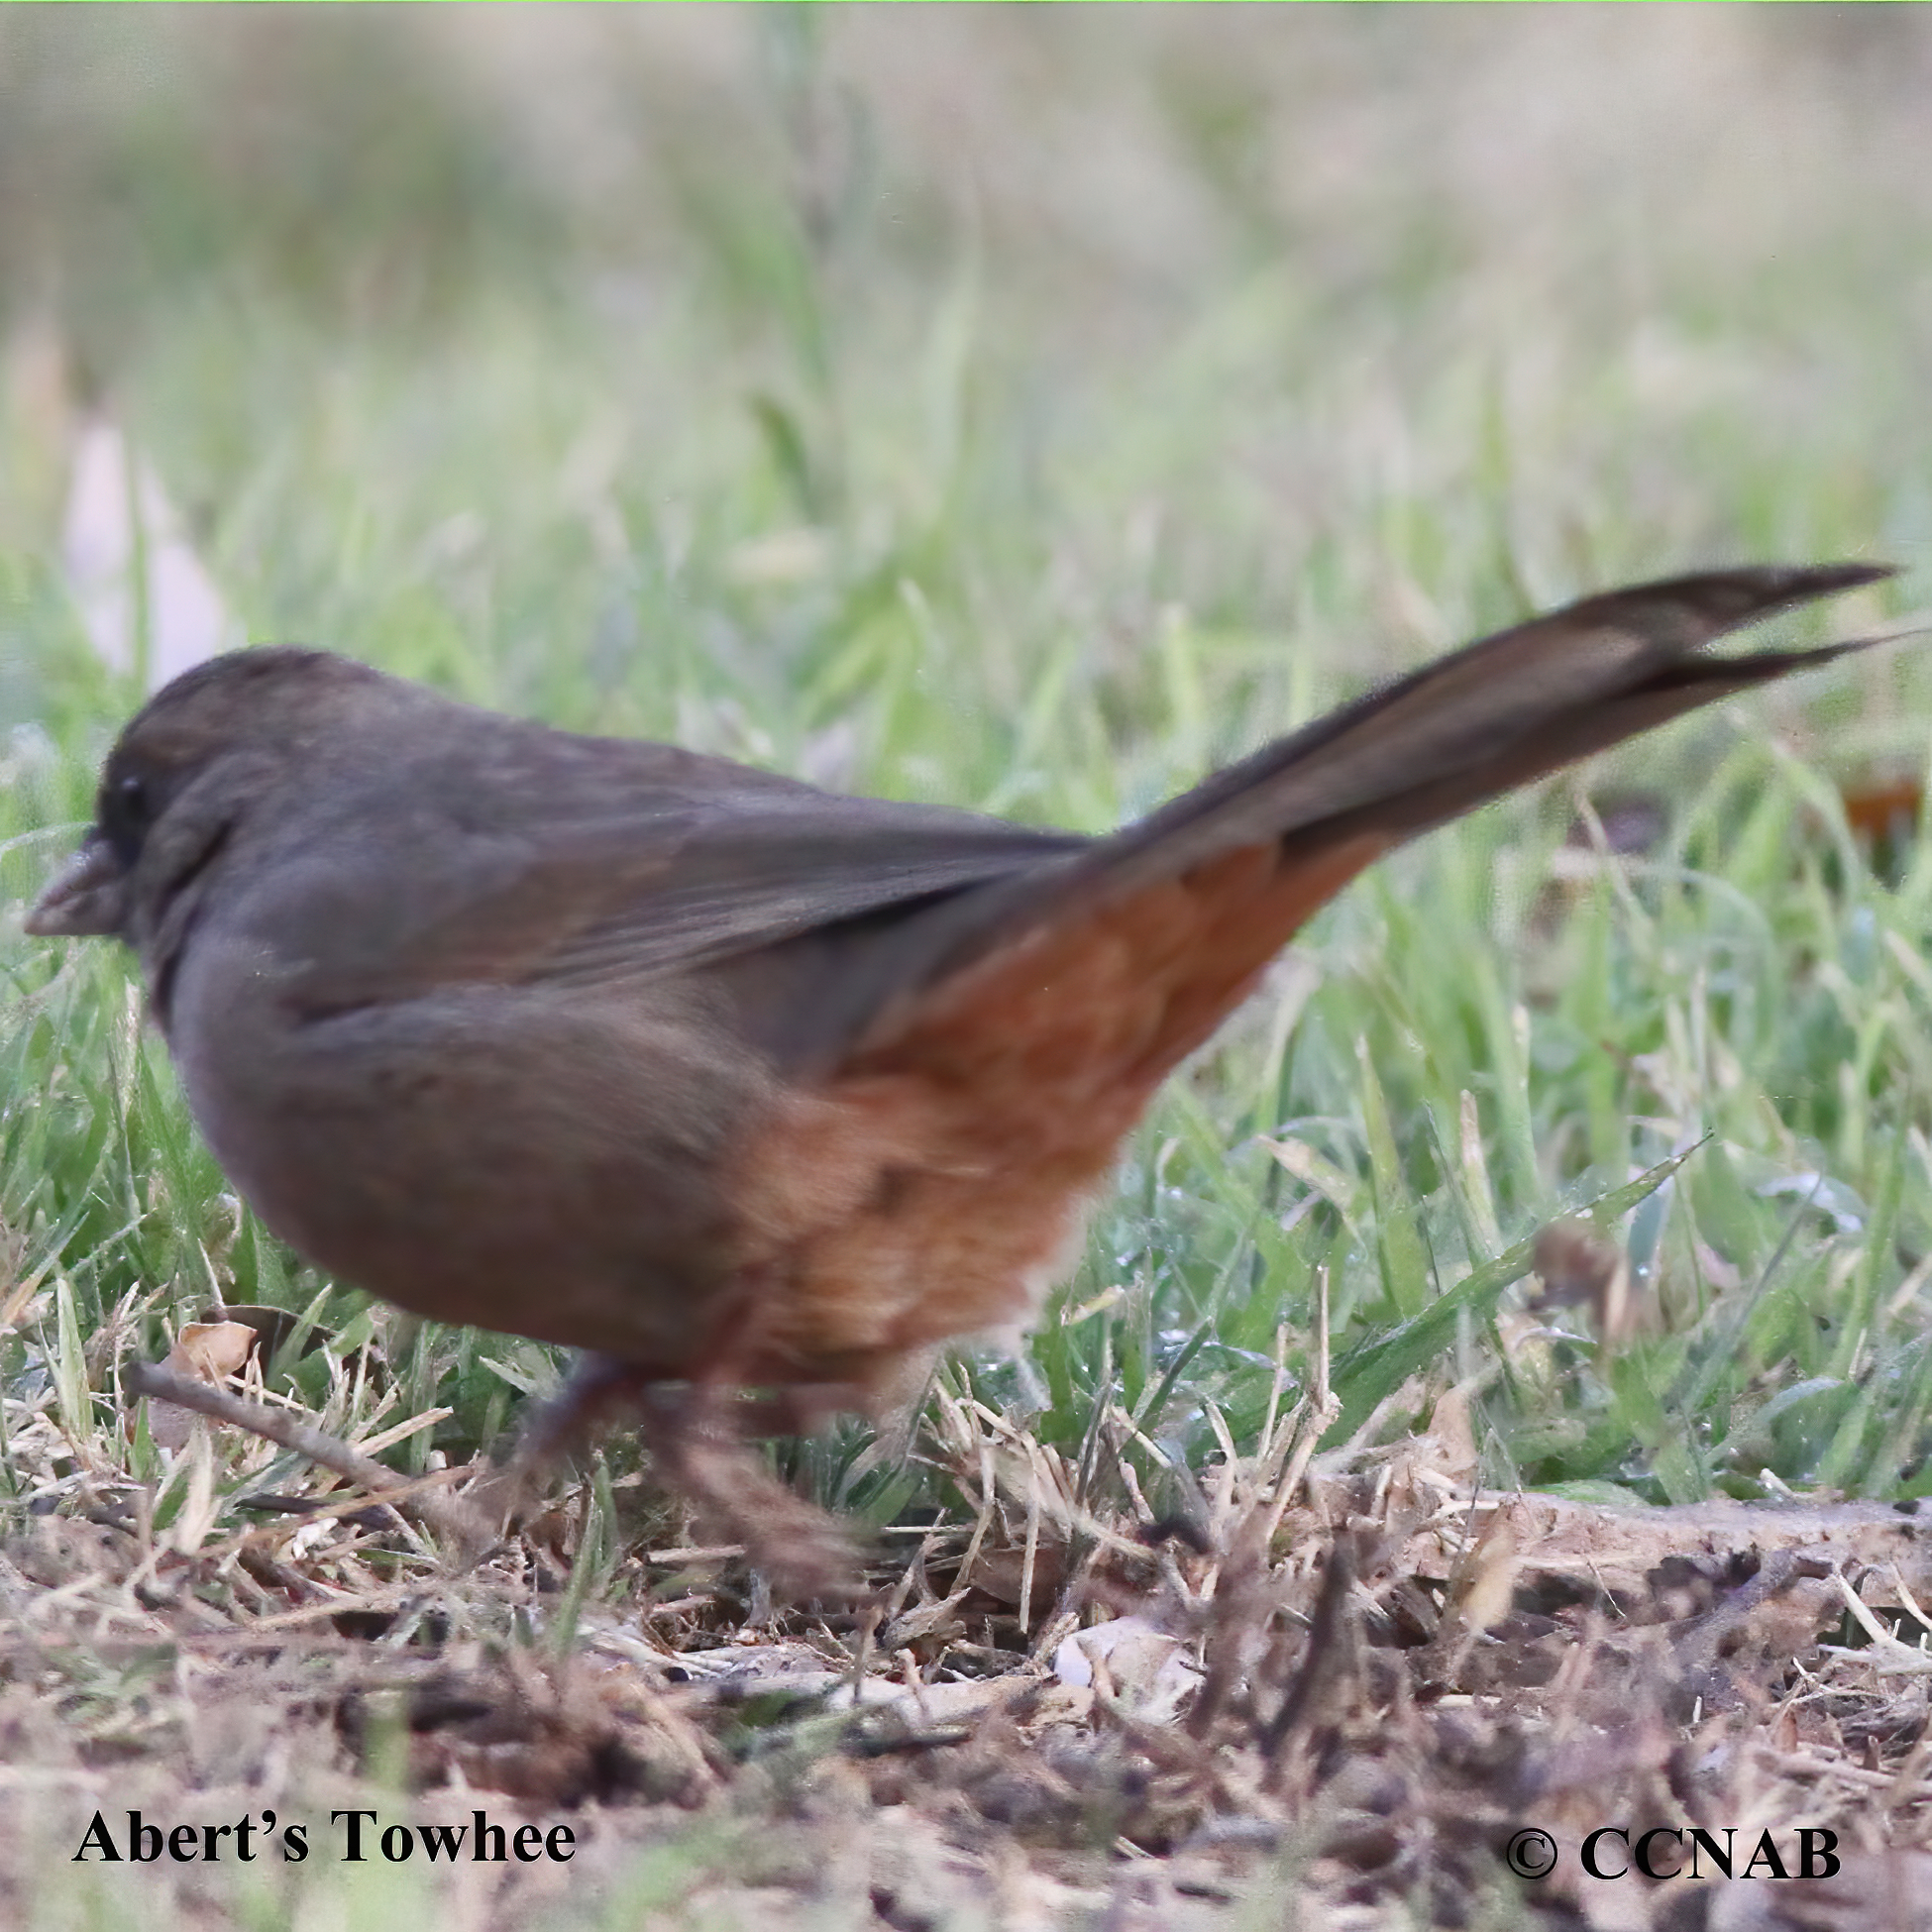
165 949 761 1368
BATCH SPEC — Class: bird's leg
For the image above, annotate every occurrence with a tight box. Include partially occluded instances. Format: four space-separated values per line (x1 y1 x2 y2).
492 1348 867 1601
660 1271 873 1597
478 1353 664 1543
632 1379 864 1601
514 1352 665 1466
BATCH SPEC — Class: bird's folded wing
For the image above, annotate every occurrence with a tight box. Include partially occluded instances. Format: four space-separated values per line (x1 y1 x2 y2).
267 803 1081 1018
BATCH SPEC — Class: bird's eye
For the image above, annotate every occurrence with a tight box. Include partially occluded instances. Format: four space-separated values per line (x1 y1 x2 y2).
100 770 157 861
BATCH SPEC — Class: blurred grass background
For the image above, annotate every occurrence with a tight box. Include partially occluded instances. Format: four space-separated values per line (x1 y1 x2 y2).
5 4 1932 1549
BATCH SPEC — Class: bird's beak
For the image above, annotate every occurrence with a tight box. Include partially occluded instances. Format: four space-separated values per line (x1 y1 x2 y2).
25 836 130 938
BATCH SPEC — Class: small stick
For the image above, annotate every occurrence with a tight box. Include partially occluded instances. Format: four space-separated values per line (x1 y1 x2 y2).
124 1359 495 1554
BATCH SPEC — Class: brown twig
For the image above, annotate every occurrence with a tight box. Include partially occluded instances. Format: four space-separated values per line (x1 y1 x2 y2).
123 1358 496 1554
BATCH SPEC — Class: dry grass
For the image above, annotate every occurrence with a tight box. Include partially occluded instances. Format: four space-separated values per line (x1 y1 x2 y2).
8 1357 1932 1928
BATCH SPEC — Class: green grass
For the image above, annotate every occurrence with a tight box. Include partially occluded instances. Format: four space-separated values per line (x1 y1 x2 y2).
3 9 1932 1924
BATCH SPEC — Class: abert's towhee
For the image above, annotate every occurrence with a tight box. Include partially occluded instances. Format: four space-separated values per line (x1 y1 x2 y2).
25 564 1893 1571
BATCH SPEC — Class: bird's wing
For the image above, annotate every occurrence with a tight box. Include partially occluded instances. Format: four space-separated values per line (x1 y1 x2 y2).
519 807 1087 990
257 794 1083 1020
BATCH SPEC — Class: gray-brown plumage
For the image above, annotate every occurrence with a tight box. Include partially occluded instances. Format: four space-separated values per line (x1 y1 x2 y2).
27 563 1891 1570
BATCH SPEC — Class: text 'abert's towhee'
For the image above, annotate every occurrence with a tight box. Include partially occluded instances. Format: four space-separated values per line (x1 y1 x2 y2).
25 564 1893 1575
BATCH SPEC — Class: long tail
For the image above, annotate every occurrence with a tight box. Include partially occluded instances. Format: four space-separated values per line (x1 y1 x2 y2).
848 563 1893 1069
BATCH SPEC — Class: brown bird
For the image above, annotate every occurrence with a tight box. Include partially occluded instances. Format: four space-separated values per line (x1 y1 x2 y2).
25 564 1891 1575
